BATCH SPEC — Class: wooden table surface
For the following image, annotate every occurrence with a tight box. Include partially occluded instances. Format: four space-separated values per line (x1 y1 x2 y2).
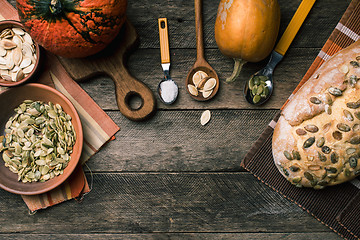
1 0 352 239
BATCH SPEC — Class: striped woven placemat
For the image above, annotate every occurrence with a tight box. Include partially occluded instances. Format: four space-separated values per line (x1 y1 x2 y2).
241 0 360 239
0 0 120 212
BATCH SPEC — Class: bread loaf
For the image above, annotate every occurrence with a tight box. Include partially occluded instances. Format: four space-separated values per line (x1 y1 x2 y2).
272 40 360 189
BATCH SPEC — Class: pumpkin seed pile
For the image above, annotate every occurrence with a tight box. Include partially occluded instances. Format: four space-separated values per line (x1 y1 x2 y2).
0 27 37 82
188 70 217 98
0 100 76 183
248 75 270 104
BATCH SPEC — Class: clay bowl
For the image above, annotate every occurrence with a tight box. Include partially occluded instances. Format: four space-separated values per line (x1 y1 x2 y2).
0 20 41 87
0 84 83 195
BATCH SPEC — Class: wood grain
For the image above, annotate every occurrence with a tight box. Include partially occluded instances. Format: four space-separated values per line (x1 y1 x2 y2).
0 173 337 236
126 0 351 49
0 233 342 239
3 0 351 239
87 110 277 172
79 48 320 110
0 233 341 240
58 21 157 121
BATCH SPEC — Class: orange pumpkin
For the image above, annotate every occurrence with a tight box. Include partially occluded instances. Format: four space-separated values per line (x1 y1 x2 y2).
215 0 280 82
16 0 127 58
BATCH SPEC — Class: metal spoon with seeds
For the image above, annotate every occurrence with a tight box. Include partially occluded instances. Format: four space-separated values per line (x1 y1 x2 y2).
244 0 316 105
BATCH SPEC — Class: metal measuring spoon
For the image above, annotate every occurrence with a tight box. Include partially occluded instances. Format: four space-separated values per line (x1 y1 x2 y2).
158 18 178 104
244 0 316 105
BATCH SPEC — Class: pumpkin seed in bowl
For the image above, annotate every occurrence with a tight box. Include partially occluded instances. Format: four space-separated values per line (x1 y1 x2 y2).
0 100 76 183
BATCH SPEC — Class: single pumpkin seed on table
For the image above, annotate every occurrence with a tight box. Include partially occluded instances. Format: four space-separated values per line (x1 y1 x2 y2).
200 110 211 126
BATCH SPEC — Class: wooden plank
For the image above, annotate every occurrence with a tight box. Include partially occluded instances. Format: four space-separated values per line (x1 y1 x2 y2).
0 173 335 235
0 233 341 240
7 0 351 50
7 0 351 110
86 109 277 172
126 0 351 49
78 48 319 110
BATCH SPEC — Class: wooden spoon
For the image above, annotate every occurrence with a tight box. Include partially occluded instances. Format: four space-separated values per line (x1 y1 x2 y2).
185 0 219 101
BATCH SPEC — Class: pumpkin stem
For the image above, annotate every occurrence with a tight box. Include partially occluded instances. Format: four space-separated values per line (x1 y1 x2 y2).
49 0 62 15
226 58 247 83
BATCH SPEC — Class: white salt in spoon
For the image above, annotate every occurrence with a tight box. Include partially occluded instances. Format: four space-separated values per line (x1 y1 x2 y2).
158 18 178 104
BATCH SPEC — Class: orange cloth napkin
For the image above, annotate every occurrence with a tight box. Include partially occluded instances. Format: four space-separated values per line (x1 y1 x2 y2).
0 0 120 212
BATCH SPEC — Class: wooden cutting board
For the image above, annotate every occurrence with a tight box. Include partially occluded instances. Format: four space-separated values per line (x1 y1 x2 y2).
57 20 157 122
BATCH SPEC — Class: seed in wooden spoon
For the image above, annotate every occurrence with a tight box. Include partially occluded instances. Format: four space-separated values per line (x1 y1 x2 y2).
203 78 217 92
198 76 210 89
203 90 213 98
192 70 208 87
188 84 198 96
200 110 211 126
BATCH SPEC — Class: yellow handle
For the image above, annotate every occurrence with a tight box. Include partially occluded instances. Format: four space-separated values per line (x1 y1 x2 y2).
158 18 170 64
275 0 316 56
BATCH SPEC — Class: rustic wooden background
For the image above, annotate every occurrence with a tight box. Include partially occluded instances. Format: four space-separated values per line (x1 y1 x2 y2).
1 0 351 239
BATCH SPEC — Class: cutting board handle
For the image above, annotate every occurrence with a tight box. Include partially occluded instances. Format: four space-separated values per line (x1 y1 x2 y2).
109 67 156 121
